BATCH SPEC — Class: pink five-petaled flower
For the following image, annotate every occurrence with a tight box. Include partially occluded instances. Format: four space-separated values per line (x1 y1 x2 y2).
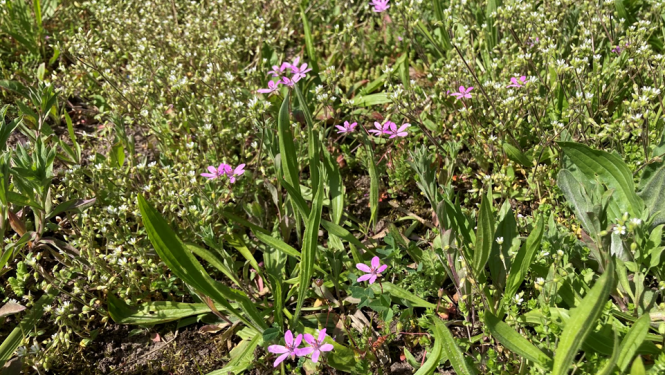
280 75 302 88
228 164 245 183
450 86 473 100
303 329 335 363
287 57 312 81
368 121 393 136
268 330 312 368
506 76 527 88
335 121 358 134
388 122 410 138
201 163 231 180
257 80 280 95
370 0 390 12
356 256 388 284
267 63 289 77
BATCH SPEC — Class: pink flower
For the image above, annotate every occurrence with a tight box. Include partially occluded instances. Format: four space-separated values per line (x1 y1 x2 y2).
280 76 301 88
335 121 358 134
371 0 390 12
268 330 313 367
450 86 473 100
257 80 280 95
228 164 245 183
356 256 387 284
267 63 289 77
368 121 393 136
200 163 231 180
506 76 527 88
303 329 334 363
287 57 312 81
388 122 410 138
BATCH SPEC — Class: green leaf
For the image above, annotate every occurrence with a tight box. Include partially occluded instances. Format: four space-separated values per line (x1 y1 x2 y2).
558 169 601 237
558 142 643 221
0 286 58 367
630 356 646 375
108 294 222 325
206 332 261 375
365 143 380 228
323 149 344 225
223 233 261 273
138 195 267 332
0 80 29 98
552 260 614 375
369 282 436 309
503 142 532 167
503 216 544 312
294 84 320 197
414 317 447 375
415 21 449 57
485 312 552 369
473 190 495 275
293 175 324 323
277 92 301 199
404 348 422 370
596 328 619 375
638 164 665 226
47 197 96 219
187 244 241 287
254 231 302 259
327 337 358 372
438 319 477 375
353 92 391 106
617 314 651 373
299 6 318 72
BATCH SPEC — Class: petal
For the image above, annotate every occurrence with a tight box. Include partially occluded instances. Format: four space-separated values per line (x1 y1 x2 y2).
318 329 327 343
229 176 236 183
371 256 380 269
284 330 293 346
374 122 383 130
520 75 527 82
397 123 410 132
320 344 334 352
200 173 216 179
377 264 388 273
397 132 408 137
389 122 397 132
389 134 397 139
234 164 245 175
274 353 290 367
296 347 313 357
207 166 217 174
369 275 377 284
294 334 303 347
335 125 346 131
356 263 372 272
467 87 474 91
459 86 465 92
344 121 350 127
303 333 316 346
268 345 290 354
357 274 373 282
349 122 357 129
311 350 320 363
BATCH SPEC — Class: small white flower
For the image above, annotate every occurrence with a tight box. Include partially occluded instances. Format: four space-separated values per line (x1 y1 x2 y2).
536 277 545 285
513 294 523 305
496 237 504 245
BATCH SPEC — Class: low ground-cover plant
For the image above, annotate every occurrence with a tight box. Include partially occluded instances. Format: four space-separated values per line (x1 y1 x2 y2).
1 0 665 374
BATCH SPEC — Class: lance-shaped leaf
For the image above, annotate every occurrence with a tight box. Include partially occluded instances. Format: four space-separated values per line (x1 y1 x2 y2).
485 312 552 370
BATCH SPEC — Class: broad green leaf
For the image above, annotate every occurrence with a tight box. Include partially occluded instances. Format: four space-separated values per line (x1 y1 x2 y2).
552 260 614 375
558 169 600 237
277 92 301 198
206 332 261 375
503 216 544 312
596 329 619 375
370 282 436 308
293 175 323 323
254 231 301 259
404 348 421 370
352 92 391 106
558 142 643 220
327 337 358 372
485 312 552 370
637 164 665 226
108 294 223 325
187 244 241 287
223 233 261 273
630 356 646 375
473 190 495 275
617 314 651 373
438 319 477 375
503 142 532 167
321 220 368 251
138 195 267 332
47 197 96 219
414 317 447 375
0 286 58 367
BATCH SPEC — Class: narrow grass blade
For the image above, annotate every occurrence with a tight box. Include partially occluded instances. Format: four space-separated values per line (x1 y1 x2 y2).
299 6 318 73
370 282 436 308
365 143 379 229
414 317 447 375
596 328 619 375
438 319 477 375
206 333 261 375
294 84 320 197
617 314 651 373
473 190 495 276
223 233 261 273
278 92 301 198
485 312 552 370
138 195 267 332
293 175 324 323
108 294 226 325
323 149 344 224
187 243 241 287
552 260 614 375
